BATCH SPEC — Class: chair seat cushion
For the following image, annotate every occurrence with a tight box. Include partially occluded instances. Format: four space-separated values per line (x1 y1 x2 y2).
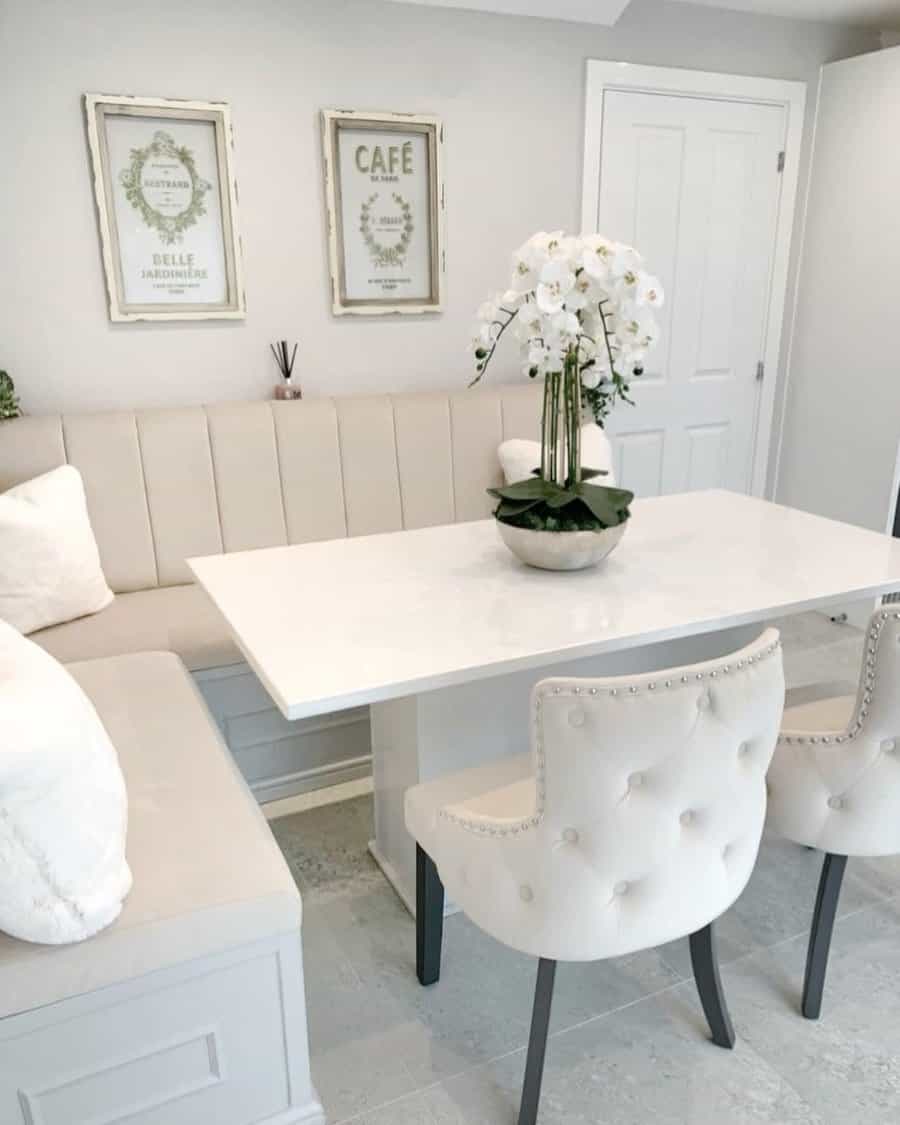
0 651 301 1018
781 693 856 733
30 583 241 671
405 753 535 863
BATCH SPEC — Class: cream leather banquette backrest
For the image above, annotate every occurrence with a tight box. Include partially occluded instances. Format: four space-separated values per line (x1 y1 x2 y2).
0 385 542 594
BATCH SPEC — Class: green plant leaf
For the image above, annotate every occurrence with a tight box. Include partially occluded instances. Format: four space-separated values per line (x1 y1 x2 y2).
580 467 609 481
545 488 578 509
495 497 543 518
487 478 561 502
573 482 634 526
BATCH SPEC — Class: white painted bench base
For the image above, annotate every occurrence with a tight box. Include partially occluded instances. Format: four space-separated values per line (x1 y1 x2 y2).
194 660 371 804
0 933 325 1125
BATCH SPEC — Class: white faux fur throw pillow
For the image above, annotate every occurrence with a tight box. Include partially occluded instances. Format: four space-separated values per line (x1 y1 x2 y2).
0 621 132 944
0 465 113 634
498 425 617 486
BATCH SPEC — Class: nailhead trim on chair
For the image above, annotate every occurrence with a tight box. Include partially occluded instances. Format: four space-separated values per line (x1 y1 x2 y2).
440 638 782 837
778 611 898 747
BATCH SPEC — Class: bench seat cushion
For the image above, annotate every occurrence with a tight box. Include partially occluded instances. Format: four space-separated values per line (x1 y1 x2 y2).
31 584 241 671
0 651 302 1019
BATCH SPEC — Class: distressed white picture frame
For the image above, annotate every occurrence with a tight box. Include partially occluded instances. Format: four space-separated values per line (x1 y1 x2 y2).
85 93 246 322
321 109 445 316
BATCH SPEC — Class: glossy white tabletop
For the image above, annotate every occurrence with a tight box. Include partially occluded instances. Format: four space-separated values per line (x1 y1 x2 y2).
189 491 900 720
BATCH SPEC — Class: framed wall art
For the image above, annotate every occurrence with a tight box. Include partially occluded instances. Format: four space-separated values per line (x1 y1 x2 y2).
321 109 444 316
85 93 245 322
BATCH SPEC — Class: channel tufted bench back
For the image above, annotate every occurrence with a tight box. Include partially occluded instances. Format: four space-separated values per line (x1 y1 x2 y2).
0 385 541 593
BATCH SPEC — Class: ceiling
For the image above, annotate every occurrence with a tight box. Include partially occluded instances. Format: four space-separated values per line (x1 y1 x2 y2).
385 0 632 27
668 0 900 29
389 0 900 27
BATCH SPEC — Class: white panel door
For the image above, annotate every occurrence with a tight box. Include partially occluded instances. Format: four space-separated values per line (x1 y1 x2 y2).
592 90 786 496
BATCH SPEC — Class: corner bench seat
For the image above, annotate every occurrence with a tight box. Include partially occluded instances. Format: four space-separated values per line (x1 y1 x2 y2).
32 585 241 672
0 651 299 1017
0 652 321 1125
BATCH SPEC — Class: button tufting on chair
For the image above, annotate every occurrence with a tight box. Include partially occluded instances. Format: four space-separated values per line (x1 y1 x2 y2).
767 610 900 1021
405 628 784 1125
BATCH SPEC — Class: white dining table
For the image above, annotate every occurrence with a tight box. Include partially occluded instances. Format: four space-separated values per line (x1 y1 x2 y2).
190 489 900 914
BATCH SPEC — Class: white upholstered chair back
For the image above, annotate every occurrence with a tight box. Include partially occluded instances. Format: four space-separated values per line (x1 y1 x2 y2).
0 385 542 593
768 608 900 857
434 629 784 962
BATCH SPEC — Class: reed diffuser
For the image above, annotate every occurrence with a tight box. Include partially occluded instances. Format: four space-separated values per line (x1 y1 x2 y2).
270 340 302 401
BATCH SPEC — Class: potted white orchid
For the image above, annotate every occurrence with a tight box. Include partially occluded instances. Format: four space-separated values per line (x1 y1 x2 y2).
471 230 663 570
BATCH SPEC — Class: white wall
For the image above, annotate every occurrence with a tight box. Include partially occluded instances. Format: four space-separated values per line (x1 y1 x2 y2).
776 45 900 532
0 0 876 418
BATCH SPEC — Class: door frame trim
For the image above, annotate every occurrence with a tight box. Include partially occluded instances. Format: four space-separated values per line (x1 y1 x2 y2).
581 61 807 498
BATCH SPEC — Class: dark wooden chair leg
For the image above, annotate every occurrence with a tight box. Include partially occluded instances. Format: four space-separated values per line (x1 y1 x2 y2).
689 921 735 1049
518 958 557 1125
416 844 444 986
802 852 848 1020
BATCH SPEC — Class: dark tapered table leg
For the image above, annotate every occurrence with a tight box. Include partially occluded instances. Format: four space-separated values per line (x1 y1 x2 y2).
518 958 557 1125
802 852 848 1020
689 921 735 1049
416 844 444 986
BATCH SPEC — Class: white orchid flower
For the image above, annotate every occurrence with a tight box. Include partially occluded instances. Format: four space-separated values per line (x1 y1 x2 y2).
501 289 525 309
581 247 612 282
517 300 543 335
581 367 601 389
609 243 643 285
548 308 580 342
536 260 576 315
635 274 665 308
477 298 500 323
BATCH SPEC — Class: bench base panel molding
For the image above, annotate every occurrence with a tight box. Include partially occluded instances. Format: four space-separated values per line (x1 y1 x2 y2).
194 661 372 803
0 934 325 1125
371 625 759 915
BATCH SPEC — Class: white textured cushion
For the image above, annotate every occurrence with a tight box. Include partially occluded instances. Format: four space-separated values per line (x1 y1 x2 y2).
0 465 113 634
498 425 615 486
0 650 301 1018
0 621 131 945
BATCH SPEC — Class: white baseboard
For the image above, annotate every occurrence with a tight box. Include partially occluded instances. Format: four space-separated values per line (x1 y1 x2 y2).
263 776 374 820
192 660 373 803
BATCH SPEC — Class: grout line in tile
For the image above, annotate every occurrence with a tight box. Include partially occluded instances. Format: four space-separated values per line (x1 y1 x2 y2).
324 889 899 1125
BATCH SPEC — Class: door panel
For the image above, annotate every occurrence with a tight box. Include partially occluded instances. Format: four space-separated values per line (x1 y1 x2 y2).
593 90 786 497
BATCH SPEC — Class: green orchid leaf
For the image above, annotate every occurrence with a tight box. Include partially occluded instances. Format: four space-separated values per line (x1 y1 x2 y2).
580 467 609 481
545 488 578 509
495 497 543 518
487 477 576 503
573 482 633 526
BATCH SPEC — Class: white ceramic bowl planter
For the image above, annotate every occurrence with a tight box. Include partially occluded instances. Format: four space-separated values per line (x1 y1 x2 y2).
496 520 627 572
469 230 664 572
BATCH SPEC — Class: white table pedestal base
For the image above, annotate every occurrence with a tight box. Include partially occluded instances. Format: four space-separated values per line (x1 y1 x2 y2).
369 624 758 916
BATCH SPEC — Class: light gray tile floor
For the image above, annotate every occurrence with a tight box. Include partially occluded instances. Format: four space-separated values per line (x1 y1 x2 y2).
271 613 900 1125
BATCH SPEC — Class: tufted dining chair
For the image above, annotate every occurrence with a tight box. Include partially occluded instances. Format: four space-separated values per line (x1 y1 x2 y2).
405 629 784 1125
767 607 900 1020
